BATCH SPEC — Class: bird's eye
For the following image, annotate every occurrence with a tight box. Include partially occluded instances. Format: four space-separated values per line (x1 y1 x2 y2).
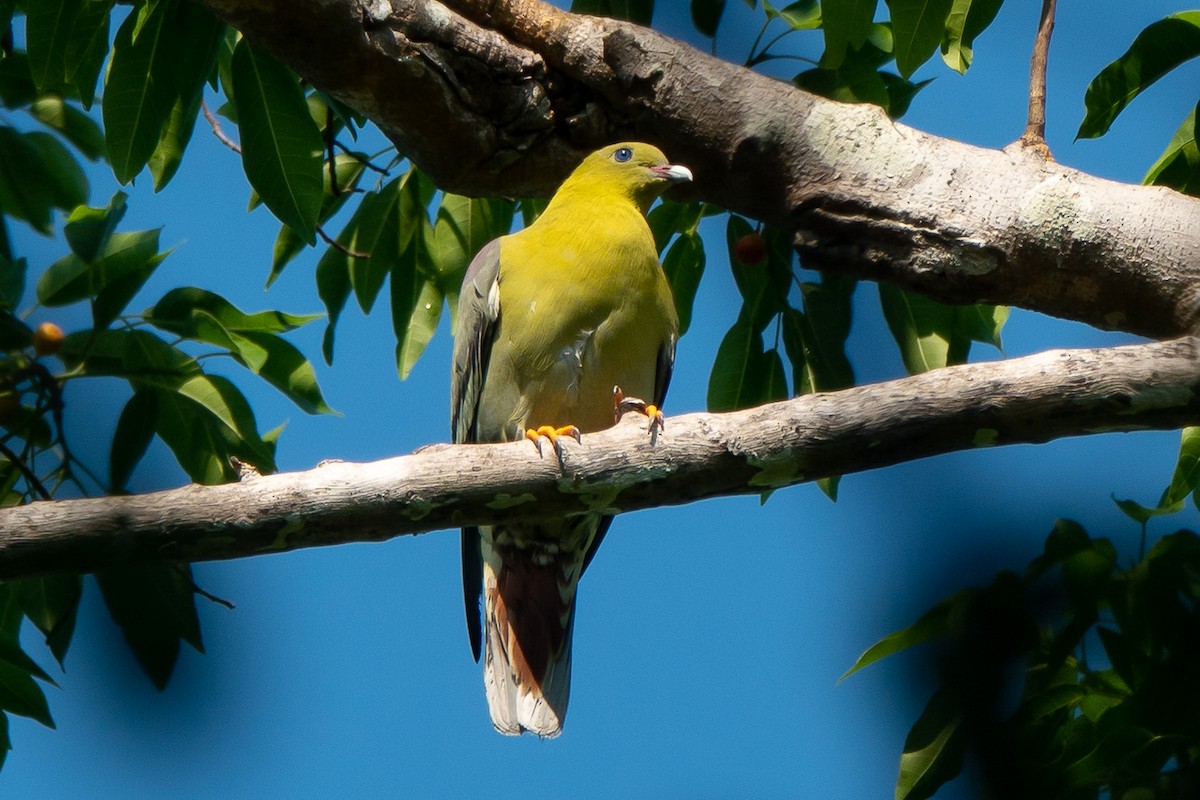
613 147 633 163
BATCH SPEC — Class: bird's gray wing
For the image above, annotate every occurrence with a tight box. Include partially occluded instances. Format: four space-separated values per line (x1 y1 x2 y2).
450 238 502 662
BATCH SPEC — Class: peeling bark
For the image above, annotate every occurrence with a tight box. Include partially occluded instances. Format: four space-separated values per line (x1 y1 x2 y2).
2 337 1198 579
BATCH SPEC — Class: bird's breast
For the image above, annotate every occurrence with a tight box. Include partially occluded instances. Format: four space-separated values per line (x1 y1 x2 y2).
490 224 675 436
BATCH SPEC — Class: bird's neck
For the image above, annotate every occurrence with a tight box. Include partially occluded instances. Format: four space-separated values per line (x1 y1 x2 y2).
540 180 655 222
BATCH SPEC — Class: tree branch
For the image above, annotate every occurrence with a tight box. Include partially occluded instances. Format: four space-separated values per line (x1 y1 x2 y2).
3 337 1199 579
197 0 1200 340
1021 0 1056 154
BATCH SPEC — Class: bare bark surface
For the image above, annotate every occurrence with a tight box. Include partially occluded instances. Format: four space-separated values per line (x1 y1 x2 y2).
3 337 1199 579
199 0 1200 338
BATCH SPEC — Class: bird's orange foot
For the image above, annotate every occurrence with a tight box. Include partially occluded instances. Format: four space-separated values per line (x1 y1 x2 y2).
524 424 581 458
613 385 665 436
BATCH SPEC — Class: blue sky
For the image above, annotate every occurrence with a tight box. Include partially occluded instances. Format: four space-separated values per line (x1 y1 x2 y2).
2 1 1197 797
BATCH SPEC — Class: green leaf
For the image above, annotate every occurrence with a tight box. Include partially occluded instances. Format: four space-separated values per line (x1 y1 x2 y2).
146 3 223 191
707 317 769 412
0 255 26 311
570 0 654 25
941 0 1002 73
226 328 334 413
64 0 116 109
821 0 878 68
781 276 856 395
1060 724 1159 788
1026 518 1091 578
764 347 789 401
842 590 964 679
726 216 788 332
26 131 89 212
393 269 443 380
0 126 57 233
518 197 547 227
1114 496 1183 526
231 38 324 243
339 176 403 314
25 0 83 93
316 237 353 365
879 286 1000 373
1144 101 1200 197
92 247 169 330
691 0 725 37
269 153 368 284
427 192 515 308
150 374 276 483
799 29 926 117
879 71 931 119
148 286 320 337
215 27 241 106
815 475 840 501
37 228 162 307
1161 426 1200 507
174 374 278 468
954 301 1007 350
146 85 203 193
661 230 706 336
879 284 953 372
63 191 128 262
312 174 427 362
390 207 443 379
152 389 234 484
886 0 955 79
103 0 180 182
767 0 821 30
17 574 82 668
95 563 203 690
109 389 159 491
0 654 55 727
0 53 37 108
647 198 704 253
59 329 200 390
896 687 964 800
1078 12 1200 139
29 96 106 160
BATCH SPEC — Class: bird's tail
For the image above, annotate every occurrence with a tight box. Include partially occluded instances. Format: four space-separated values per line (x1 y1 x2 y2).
480 539 586 738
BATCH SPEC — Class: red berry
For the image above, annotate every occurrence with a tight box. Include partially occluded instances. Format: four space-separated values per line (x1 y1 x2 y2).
733 232 767 265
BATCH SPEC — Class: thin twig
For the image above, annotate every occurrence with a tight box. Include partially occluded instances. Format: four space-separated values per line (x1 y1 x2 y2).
333 140 390 175
174 564 237 610
325 106 343 196
1020 0 1056 156
0 439 51 500
316 224 370 258
202 101 242 154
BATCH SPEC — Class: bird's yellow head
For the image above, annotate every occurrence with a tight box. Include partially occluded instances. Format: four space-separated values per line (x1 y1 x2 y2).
560 142 693 212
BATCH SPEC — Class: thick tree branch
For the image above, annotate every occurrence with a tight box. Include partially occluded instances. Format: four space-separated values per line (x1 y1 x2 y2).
3 337 1199 579
199 0 1200 339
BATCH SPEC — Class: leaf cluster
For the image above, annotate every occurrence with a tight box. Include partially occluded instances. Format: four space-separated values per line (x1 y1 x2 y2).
0 0 353 764
847 422 1200 799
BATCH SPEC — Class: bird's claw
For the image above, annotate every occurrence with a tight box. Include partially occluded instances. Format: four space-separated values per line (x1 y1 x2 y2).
525 424 581 458
613 385 665 436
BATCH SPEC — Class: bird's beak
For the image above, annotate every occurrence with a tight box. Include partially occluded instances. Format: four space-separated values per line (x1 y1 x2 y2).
651 164 693 183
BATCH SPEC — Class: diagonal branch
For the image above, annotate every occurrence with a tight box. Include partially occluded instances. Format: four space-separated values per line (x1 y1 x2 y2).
2 337 1199 580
